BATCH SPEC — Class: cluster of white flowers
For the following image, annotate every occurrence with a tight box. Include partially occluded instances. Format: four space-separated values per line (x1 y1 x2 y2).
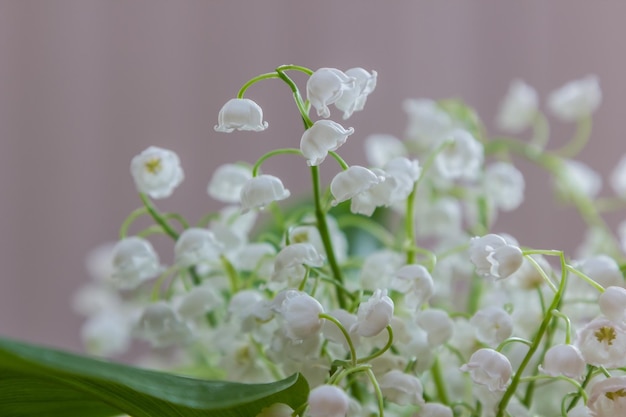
75 66 626 417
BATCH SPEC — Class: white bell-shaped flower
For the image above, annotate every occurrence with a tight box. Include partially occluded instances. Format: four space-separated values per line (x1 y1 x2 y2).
300 120 354 166
207 163 252 203
228 289 273 331
330 166 383 206
272 243 325 287
214 98 268 132
334 67 377 119
434 129 484 181
307 385 350 417
306 68 356 118
360 250 404 290
174 228 222 268
278 290 324 341
134 302 193 347
415 197 463 238
547 75 601 122
240 175 290 213
416 403 453 417
379 370 425 406
416 309 454 347
539 344 586 380
350 168 397 216
610 154 626 198
81 310 131 357
364 134 407 168
384 157 421 200
496 80 538 133
576 255 623 289
587 376 626 417
255 403 293 417
555 160 602 200
484 162 525 212
575 317 626 368
111 236 161 289
470 306 513 346
352 289 394 337
391 264 434 310
130 146 184 199
460 348 512 392
469 234 523 280
403 99 453 151
175 285 221 319
599 286 626 323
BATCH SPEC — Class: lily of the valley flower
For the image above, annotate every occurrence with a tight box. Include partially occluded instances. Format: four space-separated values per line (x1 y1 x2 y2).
330 166 383 206
174 228 222 268
416 309 454 347
469 234 524 280
460 348 512 392
111 236 161 289
587 376 626 417
575 316 626 368
599 286 626 323
352 289 394 337
379 369 425 406
539 344 586 380
272 242 324 287
207 163 252 203
484 162 525 212
403 99 453 151
334 67 377 119
307 68 356 118
130 146 184 199
214 98 268 132
364 134 407 168
307 385 350 417
135 302 193 348
278 290 324 341
300 120 354 166
415 403 454 417
390 264 434 310
496 79 538 132
470 306 513 346
434 129 484 181
547 75 601 122
240 174 290 213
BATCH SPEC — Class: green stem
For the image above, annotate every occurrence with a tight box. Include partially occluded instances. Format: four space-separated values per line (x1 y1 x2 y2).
327 151 350 170
364 368 385 417
252 148 302 177
430 356 450 405
276 64 314 76
119 207 149 239
523 253 558 293
496 337 533 352
319 313 357 366
566 367 594 411
529 111 550 151
237 72 280 98
566 264 605 293
551 309 572 344
139 193 180 240
553 116 592 158
357 325 394 364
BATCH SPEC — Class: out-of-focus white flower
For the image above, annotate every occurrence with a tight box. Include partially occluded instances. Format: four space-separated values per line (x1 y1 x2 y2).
567 405 592 417
214 98 268 132
289 216 348 264
111 237 161 290
175 285 221 319
207 164 252 203
330 166 383 206
255 403 293 417
228 289 273 331
379 370 425 406
174 228 222 268
470 306 513 346
350 168 396 216
576 255 623 289
360 250 404 290
73 283 121 317
599 286 626 323
307 68 356 118
81 310 131 357
610 154 626 197
384 157 421 200
460 348 512 392
134 302 193 348
240 175 290 213
300 120 354 166
555 160 602 200
352 289 394 337
307 385 350 417
575 317 626 368
334 67 377 119
484 162 525 212
278 290 324 341
130 146 184 199
414 403 453 417
469 234 523 280
507 254 551 289
587 376 626 417
539 344 586 380
322 309 359 350
416 309 454 347
496 80 538 132
84 242 116 282
272 243 324 287
364 134 407 168
415 197 463 238
547 75 601 122
391 264 434 310
403 99 453 151
434 129 483 181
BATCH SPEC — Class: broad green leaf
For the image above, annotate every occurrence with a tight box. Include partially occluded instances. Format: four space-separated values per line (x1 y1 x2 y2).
0 337 309 417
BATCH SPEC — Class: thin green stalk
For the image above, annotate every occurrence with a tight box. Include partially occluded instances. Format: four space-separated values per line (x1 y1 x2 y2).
566 366 594 411
119 207 149 238
357 325 394 364
237 72 280 98
365 368 385 417
252 148 302 176
319 313 357 366
430 356 450 405
553 116 592 158
139 193 180 239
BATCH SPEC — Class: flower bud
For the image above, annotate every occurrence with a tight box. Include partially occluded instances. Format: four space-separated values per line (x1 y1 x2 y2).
391 264 434 310
416 309 453 347
307 385 350 417
352 289 394 337
135 302 193 348
300 120 354 166
547 75 601 122
111 237 161 289
240 175 290 213
460 348 512 392
379 370 424 406
484 162 525 212
214 98 268 132
470 306 513 346
207 163 252 203
330 166 383 206
496 80 538 133
174 228 222 268
278 290 324 341
306 68 355 118
434 129 483 181
599 286 626 323
272 243 325 288
364 134 407 168
130 146 184 199
539 344 586 380
469 234 523 280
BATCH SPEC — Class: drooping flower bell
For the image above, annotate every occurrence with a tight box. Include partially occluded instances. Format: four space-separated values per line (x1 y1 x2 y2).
307 385 350 417
469 234 523 280
130 146 184 199
334 67 377 119
214 98 268 132
330 166 383 206
300 120 354 166
306 68 356 118
277 290 324 341
390 264 434 310
460 348 512 392
352 289 394 337
539 344 586 380
207 163 252 203
470 306 513 346
434 129 484 181
240 175 290 213
587 376 626 417
174 228 222 268
379 370 425 406
111 236 161 289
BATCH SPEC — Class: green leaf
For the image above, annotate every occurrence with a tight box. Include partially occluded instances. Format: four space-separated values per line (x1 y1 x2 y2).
0 337 309 417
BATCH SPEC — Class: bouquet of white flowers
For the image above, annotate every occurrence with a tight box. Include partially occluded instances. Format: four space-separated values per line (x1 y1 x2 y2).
3 65 626 417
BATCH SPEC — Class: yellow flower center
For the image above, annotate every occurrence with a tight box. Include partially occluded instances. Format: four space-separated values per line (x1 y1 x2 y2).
594 326 617 346
605 388 626 401
144 157 162 174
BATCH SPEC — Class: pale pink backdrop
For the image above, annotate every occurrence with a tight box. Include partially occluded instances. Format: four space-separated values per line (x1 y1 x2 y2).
1 1 624 352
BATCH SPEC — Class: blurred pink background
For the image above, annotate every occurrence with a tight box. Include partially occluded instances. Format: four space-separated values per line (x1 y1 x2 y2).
1 1 625 352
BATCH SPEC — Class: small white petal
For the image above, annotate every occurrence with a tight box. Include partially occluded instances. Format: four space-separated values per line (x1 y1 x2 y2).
240 175 290 213
130 146 184 199
214 98 268 132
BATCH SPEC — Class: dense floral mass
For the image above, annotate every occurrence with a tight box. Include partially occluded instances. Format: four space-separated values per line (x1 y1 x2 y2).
75 65 626 417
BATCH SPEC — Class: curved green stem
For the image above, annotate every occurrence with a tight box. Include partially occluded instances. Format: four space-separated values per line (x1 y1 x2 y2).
553 116 592 158
336 215 396 247
431 356 450 405
139 193 180 240
496 337 533 352
357 325 394 364
522 253 558 293
566 264 605 293
327 151 350 170
252 148 302 177
529 111 550 151
319 313 357 366
364 368 385 417
276 64 314 76
237 72 280 98
551 309 572 344
119 207 149 239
